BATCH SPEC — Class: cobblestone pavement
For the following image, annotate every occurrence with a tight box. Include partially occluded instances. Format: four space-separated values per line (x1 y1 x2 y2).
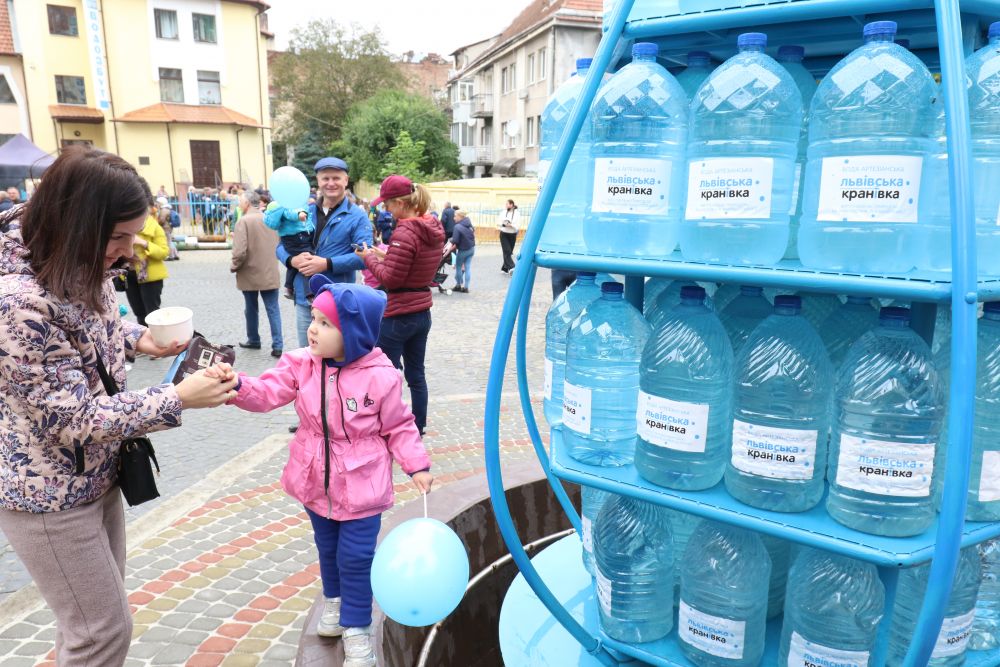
0 244 556 665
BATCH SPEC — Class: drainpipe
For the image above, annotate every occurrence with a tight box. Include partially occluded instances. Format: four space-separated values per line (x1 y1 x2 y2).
97 0 120 154
254 6 267 187
166 122 176 194
235 125 244 187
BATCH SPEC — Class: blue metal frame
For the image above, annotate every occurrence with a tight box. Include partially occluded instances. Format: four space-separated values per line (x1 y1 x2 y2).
485 0 997 665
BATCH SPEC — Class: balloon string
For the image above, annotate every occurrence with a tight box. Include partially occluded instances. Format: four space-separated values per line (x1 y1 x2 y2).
423 491 428 519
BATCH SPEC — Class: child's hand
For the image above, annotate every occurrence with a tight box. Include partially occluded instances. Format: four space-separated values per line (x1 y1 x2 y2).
203 363 235 382
298 211 307 222
412 471 434 494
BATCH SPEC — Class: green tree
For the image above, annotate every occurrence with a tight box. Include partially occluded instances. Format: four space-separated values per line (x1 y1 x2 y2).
380 130 426 180
289 121 328 184
333 90 461 184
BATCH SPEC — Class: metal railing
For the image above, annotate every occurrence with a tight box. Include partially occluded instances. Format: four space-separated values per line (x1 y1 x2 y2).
474 146 494 164
472 93 494 116
163 197 239 237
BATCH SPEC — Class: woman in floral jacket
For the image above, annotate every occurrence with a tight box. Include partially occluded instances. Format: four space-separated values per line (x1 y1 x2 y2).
0 147 239 667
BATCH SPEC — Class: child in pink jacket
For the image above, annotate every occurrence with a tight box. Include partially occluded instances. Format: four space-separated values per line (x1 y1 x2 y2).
215 276 432 667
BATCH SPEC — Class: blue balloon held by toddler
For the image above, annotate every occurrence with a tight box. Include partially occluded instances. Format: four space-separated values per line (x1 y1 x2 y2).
268 166 311 210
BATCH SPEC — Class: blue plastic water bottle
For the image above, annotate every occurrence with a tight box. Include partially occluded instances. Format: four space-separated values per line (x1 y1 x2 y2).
635 286 734 490
544 272 603 428
919 91 952 272
645 279 716 327
778 547 885 666
761 534 791 620
712 282 743 311
679 521 770 666
972 538 1000 650
776 45 818 260
676 51 714 100
667 508 699 605
643 276 674 317
968 302 1000 521
725 295 834 512
680 32 802 266
580 484 610 575
718 286 772 357
539 58 596 253
563 282 650 466
593 495 674 643
888 546 981 666
966 22 1000 276
819 295 880 369
797 21 937 273
585 42 688 258
826 306 946 536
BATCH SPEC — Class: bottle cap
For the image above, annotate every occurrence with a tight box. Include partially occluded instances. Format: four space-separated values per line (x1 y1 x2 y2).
863 21 898 38
990 22 1000 39
687 50 711 64
680 285 706 300
632 42 659 58
879 306 911 323
740 285 763 296
777 45 805 60
737 33 767 49
577 271 596 278
774 294 802 312
601 281 624 295
576 57 593 70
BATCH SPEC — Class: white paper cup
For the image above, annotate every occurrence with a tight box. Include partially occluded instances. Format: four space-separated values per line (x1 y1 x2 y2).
145 307 194 347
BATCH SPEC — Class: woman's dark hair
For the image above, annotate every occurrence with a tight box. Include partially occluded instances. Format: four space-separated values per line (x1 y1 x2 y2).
20 146 152 312
507 199 517 209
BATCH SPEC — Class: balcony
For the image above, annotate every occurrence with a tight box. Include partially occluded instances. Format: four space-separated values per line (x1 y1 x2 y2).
471 94 493 118
472 146 493 165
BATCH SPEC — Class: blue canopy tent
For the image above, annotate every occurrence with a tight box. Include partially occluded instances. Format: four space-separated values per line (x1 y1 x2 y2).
0 134 55 188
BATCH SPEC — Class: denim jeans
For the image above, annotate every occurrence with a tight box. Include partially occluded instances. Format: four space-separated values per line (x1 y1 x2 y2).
377 309 432 432
454 248 475 288
242 289 283 351
296 303 311 348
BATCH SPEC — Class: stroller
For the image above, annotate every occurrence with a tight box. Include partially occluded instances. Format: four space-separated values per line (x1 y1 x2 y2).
431 246 455 295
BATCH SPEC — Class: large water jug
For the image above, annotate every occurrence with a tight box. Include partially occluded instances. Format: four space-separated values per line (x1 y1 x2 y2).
819 295 880 369
776 45 818 260
643 276 674 317
713 282 743 311
761 534 791 620
544 272 603 428
646 279 716 325
563 282 651 466
968 301 1000 521
676 51 714 100
725 295 834 512
635 286 734 490
888 546 981 666
965 21 1000 276
585 42 688 258
718 286 772 356
679 521 771 666
668 508 699 605
797 21 937 273
972 538 1000 650
680 32 802 266
918 91 952 273
580 484 610 575
826 306 946 536
778 548 885 666
593 495 674 643
539 58 596 253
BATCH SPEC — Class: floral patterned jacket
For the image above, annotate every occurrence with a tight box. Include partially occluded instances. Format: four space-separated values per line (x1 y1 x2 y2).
0 214 183 513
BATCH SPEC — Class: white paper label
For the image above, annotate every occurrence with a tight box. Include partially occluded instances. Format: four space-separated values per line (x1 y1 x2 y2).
537 159 551 191
544 357 554 401
595 570 612 615
582 516 593 553
979 451 1000 502
731 420 819 480
636 391 710 452
789 162 803 215
591 157 672 215
932 610 975 658
678 600 746 659
685 158 774 220
562 382 592 435
787 632 870 667
835 434 935 497
817 155 923 223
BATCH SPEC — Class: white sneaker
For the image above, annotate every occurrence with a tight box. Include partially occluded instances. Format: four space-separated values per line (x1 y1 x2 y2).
343 624 377 667
316 596 344 637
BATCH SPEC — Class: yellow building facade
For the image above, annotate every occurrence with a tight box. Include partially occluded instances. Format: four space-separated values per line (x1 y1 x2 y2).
4 0 272 194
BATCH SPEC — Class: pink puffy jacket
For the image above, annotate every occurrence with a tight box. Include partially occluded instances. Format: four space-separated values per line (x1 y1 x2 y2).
231 348 430 520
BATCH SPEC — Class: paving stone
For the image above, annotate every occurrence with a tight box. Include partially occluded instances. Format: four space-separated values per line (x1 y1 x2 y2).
222 592 254 608
173 629 210 647
2 657 38 667
137 625 177 643
174 599 210 614
151 642 196 665
0 639 19 656
257 570 286 585
262 643 298 662
0 623 36 639
35 627 55 641
194 588 227 603
204 603 238 619
159 612 195 630
23 610 54 625
127 640 164 659
230 568 259 581
238 580 269 595
187 616 224 632
214 577 244 591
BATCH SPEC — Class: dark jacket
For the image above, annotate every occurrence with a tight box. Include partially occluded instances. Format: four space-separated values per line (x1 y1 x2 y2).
376 210 395 243
363 214 444 318
450 217 475 251
440 206 455 240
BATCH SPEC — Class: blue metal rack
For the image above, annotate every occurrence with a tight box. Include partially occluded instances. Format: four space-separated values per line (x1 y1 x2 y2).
484 1 1000 665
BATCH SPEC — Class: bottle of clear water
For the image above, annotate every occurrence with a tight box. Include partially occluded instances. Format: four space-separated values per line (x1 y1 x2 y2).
966 21 1000 276
776 45 818 261
644 276 719 317
819 295 880 369
918 90 952 273
544 272 602 428
539 58 596 253
646 280 717 328
969 302 1000 521
712 282 743 311
667 508 699 606
725 295 834 512
585 42 688 258
563 282 651 466
797 21 937 273
887 546 981 666
635 286 734 490
593 495 674 643
676 51 714 100
799 292 844 329
680 32 802 266
972 537 1000 651
827 307 946 536
778 547 885 666
580 484 610 576
718 286 772 357
679 520 770 666
643 276 674 317
761 534 791 620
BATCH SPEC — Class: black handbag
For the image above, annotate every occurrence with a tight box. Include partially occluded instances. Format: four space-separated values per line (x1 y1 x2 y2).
95 355 161 506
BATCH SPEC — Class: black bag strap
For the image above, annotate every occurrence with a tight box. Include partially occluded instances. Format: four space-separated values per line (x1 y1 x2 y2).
93 353 161 475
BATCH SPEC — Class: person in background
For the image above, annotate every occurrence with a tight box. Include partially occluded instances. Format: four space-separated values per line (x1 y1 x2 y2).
551 270 577 299
447 210 476 293
231 191 283 358
440 201 455 237
156 185 169 199
498 199 519 274
375 204 395 245
124 202 170 326
157 205 180 261
6 186 21 208
0 191 10 213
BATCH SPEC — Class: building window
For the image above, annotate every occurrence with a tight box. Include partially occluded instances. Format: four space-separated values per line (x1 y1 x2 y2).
154 8 178 39
197 70 221 105
510 64 517 91
0 76 14 104
54 75 86 105
47 5 78 36
460 81 473 102
193 13 217 43
527 53 535 84
526 116 536 147
159 68 183 103
501 121 518 148
501 67 509 94
538 48 547 80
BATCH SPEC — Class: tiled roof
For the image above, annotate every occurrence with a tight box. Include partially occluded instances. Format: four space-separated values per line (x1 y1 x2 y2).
49 105 105 123
0 0 16 56
115 103 264 127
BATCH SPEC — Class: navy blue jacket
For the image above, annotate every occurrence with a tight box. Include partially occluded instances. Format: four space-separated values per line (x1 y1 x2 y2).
450 218 475 251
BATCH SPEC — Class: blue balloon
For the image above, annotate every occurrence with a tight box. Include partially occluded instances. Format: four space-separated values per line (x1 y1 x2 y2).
371 518 469 627
269 166 310 209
